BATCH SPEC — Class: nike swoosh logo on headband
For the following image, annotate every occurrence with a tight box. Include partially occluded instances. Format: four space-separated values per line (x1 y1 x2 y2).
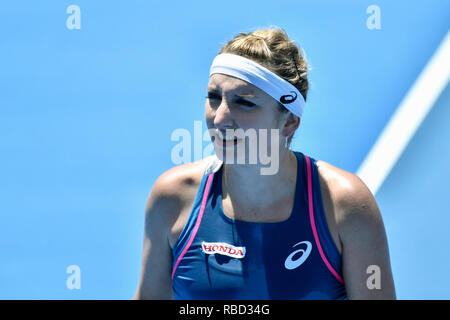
280 91 298 104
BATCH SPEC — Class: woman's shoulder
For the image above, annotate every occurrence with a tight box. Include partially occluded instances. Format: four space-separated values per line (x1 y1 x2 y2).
315 159 382 238
150 156 215 205
145 156 216 224
315 159 359 193
146 156 216 248
315 159 374 209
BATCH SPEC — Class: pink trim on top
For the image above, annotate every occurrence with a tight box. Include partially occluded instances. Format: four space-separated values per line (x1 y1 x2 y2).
171 173 214 280
305 155 344 285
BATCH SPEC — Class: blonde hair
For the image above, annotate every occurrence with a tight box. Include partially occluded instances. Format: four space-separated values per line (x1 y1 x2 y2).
218 26 310 147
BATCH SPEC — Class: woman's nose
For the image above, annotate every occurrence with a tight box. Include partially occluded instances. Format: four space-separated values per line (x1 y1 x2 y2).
213 98 234 128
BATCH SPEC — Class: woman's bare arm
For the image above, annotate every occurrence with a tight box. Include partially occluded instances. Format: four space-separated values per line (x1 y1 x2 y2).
337 173 396 299
134 171 184 300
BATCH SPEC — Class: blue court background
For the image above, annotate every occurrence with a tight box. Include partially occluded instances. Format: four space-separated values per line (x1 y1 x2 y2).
0 1 449 299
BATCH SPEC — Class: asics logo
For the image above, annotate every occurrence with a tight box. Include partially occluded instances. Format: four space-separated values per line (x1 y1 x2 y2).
284 241 312 270
280 91 297 104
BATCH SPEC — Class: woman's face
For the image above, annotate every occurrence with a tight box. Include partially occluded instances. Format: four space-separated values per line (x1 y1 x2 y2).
205 73 289 164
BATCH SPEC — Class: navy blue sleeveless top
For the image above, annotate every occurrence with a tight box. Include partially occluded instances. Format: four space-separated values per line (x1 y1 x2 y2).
171 151 347 299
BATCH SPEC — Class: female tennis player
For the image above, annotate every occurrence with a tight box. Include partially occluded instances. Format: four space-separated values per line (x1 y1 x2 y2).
134 27 396 300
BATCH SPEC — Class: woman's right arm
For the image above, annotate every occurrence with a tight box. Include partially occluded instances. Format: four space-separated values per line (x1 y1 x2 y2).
133 171 184 300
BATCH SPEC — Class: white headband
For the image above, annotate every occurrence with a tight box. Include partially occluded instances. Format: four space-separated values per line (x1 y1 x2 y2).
209 53 305 118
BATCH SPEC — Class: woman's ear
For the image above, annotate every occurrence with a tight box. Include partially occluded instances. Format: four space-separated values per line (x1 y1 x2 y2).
282 113 300 137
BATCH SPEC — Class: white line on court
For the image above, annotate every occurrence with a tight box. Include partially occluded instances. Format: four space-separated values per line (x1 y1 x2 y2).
356 30 450 195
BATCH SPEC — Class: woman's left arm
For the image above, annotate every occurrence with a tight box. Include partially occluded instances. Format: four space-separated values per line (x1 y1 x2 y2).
336 174 396 300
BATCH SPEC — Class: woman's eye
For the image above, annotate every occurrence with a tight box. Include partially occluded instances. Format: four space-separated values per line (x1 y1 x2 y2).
206 93 256 108
236 99 255 107
206 93 220 100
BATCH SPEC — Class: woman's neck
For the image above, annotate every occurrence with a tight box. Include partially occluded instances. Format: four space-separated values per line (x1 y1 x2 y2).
221 149 298 208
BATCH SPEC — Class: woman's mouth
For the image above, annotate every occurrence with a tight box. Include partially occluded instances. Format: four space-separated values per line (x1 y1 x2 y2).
214 131 242 147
